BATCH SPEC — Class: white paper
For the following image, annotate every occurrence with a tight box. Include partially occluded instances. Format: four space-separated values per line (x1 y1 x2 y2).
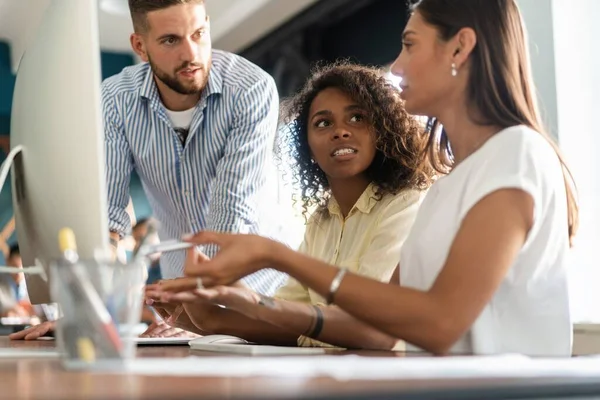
189 342 327 355
0 348 60 358
90 354 600 380
133 337 192 345
120 323 149 337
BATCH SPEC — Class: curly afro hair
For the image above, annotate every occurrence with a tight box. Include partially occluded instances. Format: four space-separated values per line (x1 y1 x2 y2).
278 61 435 219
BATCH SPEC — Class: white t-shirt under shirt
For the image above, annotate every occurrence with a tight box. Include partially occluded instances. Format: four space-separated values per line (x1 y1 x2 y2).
165 108 195 144
164 106 301 249
400 125 572 356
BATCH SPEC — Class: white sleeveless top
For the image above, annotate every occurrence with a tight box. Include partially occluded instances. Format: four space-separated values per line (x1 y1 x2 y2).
400 125 572 356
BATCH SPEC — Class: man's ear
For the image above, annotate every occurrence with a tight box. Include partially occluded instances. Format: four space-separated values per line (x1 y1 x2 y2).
130 33 149 62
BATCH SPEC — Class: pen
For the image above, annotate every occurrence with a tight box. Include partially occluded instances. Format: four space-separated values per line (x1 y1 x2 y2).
139 240 201 257
0 266 45 275
148 304 183 326
165 305 184 326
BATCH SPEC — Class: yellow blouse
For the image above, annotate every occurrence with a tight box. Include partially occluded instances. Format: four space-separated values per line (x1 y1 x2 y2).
274 184 422 347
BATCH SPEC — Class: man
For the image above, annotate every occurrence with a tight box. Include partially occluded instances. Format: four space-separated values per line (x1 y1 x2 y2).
107 0 289 335
10 0 288 340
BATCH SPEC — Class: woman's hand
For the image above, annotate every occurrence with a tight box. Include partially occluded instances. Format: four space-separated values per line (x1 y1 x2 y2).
181 231 278 286
159 279 264 320
147 278 262 333
143 243 211 317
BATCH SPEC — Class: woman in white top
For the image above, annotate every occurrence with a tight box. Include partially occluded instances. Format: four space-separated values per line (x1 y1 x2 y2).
157 0 578 356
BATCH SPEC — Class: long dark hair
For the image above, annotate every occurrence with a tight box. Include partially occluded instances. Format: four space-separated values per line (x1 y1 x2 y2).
413 0 578 246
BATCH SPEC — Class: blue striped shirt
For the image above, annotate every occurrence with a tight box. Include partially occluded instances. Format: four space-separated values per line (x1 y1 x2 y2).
101 50 288 295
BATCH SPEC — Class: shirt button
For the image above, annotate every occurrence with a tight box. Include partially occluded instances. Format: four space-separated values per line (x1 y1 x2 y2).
185 191 191 196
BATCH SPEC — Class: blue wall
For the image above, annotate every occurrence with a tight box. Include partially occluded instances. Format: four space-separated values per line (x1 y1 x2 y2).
0 42 14 135
0 42 151 262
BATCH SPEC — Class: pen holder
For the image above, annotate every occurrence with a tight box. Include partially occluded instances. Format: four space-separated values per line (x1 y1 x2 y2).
49 258 147 369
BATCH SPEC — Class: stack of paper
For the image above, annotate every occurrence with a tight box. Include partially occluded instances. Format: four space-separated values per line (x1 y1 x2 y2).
0 348 60 358
90 354 600 380
133 337 192 345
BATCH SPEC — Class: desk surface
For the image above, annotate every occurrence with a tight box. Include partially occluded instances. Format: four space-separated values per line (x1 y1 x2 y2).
1 336 600 400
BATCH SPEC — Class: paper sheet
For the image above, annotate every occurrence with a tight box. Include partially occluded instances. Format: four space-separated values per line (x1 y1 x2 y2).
133 337 192 345
0 348 60 358
92 354 600 380
189 342 327 355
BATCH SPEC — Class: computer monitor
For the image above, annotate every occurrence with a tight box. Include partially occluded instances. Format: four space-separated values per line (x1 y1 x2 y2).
10 0 109 304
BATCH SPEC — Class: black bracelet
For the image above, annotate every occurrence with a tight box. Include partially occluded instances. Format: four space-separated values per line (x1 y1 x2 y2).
308 305 324 339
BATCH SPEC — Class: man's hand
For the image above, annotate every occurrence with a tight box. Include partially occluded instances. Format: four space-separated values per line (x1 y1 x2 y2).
9 321 55 340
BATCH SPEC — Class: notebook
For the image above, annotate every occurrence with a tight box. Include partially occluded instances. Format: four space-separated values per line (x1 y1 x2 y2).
0 348 60 358
188 335 327 355
133 337 193 345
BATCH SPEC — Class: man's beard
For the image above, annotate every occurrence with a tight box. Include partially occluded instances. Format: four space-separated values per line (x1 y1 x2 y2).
149 56 209 95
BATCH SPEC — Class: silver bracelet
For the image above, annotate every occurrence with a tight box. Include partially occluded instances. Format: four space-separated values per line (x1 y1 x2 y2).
326 268 347 305
257 294 275 308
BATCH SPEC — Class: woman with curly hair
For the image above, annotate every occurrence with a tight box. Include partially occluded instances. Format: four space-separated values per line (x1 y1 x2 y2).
148 62 434 350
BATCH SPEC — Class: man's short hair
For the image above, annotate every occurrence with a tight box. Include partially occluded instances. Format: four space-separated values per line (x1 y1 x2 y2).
128 0 205 33
8 244 19 259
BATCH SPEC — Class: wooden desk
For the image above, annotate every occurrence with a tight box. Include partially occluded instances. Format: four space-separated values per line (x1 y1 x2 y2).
1 337 599 400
